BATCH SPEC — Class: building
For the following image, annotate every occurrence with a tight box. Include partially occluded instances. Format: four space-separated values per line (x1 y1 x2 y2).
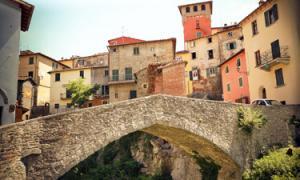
59 52 109 69
240 0 300 104
135 61 187 97
178 1 213 41
0 0 34 125
175 50 193 95
108 37 176 103
19 51 69 106
108 36 145 46
220 49 250 103
49 66 109 114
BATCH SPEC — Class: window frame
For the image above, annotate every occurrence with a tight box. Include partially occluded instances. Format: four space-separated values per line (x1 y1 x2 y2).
55 73 60 82
28 71 34 78
133 47 140 55
186 6 191 13
238 77 243 87
112 69 119 81
264 4 279 27
80 70 84 78
252 20 259 35
193 5 198 12
208 50 214 59
28 57 34 65
201 4 206 11
275 68 284 87
227 83 231 92
255 50 261 66
191 52 197 60
125 67 133 80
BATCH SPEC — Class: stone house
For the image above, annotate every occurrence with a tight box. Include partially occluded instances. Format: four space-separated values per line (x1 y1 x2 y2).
107 37 176 103
0 0 34 125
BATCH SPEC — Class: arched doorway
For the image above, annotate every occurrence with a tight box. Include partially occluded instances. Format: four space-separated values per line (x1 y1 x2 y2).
259 87 267 99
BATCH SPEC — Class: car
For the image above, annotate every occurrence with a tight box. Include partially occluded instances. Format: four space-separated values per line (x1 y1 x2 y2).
252 99 282 106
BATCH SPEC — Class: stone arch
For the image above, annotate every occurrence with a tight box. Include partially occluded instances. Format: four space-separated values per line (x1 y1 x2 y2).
0 88 8 104
0 95 297 180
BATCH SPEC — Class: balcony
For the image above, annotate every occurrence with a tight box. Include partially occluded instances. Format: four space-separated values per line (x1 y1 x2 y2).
108 75 136 85
257 46 290 71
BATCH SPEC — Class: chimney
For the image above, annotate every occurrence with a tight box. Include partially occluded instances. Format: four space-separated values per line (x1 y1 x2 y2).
224 23 227 27
259 0 265 6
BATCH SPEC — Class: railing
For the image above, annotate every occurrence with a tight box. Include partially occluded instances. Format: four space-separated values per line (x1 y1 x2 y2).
259 46 290 65
109 75 136 82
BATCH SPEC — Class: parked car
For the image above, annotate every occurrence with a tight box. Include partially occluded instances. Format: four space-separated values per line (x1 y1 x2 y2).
252 99 282 106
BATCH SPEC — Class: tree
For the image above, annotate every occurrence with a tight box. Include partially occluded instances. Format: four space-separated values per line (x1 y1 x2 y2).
66 78 100 107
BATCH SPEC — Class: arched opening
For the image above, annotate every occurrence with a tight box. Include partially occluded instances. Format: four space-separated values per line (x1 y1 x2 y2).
58 124 240 180
259 86 267 99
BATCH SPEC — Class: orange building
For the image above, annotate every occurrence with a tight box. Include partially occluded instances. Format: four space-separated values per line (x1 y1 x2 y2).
220 49 250 103
178 1 212 41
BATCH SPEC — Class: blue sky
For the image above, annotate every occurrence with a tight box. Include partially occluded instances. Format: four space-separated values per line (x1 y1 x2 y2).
20 0 258 60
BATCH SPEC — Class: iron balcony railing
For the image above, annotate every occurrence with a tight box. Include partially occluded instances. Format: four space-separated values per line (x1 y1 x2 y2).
258 46 290 70
109 74 136 82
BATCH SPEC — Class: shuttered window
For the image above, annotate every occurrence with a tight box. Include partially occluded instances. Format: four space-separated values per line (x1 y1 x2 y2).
275 68 284 86
271 40 281 59
265 4 279 27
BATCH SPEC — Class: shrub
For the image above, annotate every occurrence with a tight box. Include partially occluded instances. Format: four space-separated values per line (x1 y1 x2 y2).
237 107 267 135
242 147 300 180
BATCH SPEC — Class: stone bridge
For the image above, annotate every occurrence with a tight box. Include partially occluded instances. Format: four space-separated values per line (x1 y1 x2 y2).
0 95 299 180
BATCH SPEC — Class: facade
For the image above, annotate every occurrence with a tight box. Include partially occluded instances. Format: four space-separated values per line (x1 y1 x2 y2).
178 1 212 41
220 49 250 103
175 51 193 95
49 66 109 114
0 0 34 125
19 51 69 107
136 61 187 97
108 36 145 46
240 0 300 104
108 38 176 103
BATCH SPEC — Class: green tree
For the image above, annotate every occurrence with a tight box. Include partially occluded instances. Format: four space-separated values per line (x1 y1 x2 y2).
243 147 300 180
66 78 100 107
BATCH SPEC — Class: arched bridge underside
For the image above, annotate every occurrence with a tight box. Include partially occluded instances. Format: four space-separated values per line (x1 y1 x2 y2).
0 95 299 180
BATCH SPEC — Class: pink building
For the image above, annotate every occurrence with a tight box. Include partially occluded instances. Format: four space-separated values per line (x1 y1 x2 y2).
220 49 250 103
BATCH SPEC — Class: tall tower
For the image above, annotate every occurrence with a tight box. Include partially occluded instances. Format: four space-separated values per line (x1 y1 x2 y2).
178 1 213 42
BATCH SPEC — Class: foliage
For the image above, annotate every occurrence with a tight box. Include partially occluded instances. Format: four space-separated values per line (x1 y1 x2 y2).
289 115 300 128
59 132 172 180
192 151 221 180
237 107 267 135
243 147 300 180
66 78 100 107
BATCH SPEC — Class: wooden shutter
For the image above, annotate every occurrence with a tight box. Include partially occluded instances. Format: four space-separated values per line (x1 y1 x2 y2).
273 4 278 21
264 11 270 26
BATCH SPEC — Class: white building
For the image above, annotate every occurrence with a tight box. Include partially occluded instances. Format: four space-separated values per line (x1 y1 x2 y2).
0 0 34 125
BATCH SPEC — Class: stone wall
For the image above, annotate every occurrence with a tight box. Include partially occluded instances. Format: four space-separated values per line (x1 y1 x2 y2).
0 95 299 179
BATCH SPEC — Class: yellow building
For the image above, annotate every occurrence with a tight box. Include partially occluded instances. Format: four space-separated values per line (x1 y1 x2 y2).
175 50 192 95
19 51 69 106
240 0 300 104
49 66 109 114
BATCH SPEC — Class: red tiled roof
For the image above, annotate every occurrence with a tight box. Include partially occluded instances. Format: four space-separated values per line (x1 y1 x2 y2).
108 36 145 46
10 0 34 31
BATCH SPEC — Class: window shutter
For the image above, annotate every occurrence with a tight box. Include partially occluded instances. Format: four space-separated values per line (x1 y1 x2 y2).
189 71 193 80
264 11 270 26
271 40 280 59
273 4 278 21
197 69 200 79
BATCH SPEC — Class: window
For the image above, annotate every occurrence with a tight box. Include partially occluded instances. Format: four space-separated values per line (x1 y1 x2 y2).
201 4 206 11
55 73 60 82
227 84 231 92
150 47 155 52
66 89 72 98
189 67 199 81
228 32 233 37
196 32 202 38
225 66 229 74
28 71 33 78
125 67 133 80
186 7 190 13
206 67 217 77
67 103 72 108
255 50 261 66
133 47 140 55
28 57 34 64
104 70 109 77
192 52 197 60
237 58 241 68
265 4 278 27
271 40 281 59
129 90 137 99
112 70 119 81
101 85 109 96
196 20 200 29
239 77 243 87
208 50 214 59
112 48 117 52
226 42 236 50
54 104 60 109
80 70 84 78
252 20 258 35
208 37 212 43
193 5 198 12
88 103 93 107
25 115 29 120
190 41 196 48
275 68 284 86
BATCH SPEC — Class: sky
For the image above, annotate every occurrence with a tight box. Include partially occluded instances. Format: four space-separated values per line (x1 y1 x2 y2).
20 0 259 60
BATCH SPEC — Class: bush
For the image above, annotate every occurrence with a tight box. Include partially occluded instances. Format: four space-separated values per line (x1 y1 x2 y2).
237 107 267 134
243 147 300 180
